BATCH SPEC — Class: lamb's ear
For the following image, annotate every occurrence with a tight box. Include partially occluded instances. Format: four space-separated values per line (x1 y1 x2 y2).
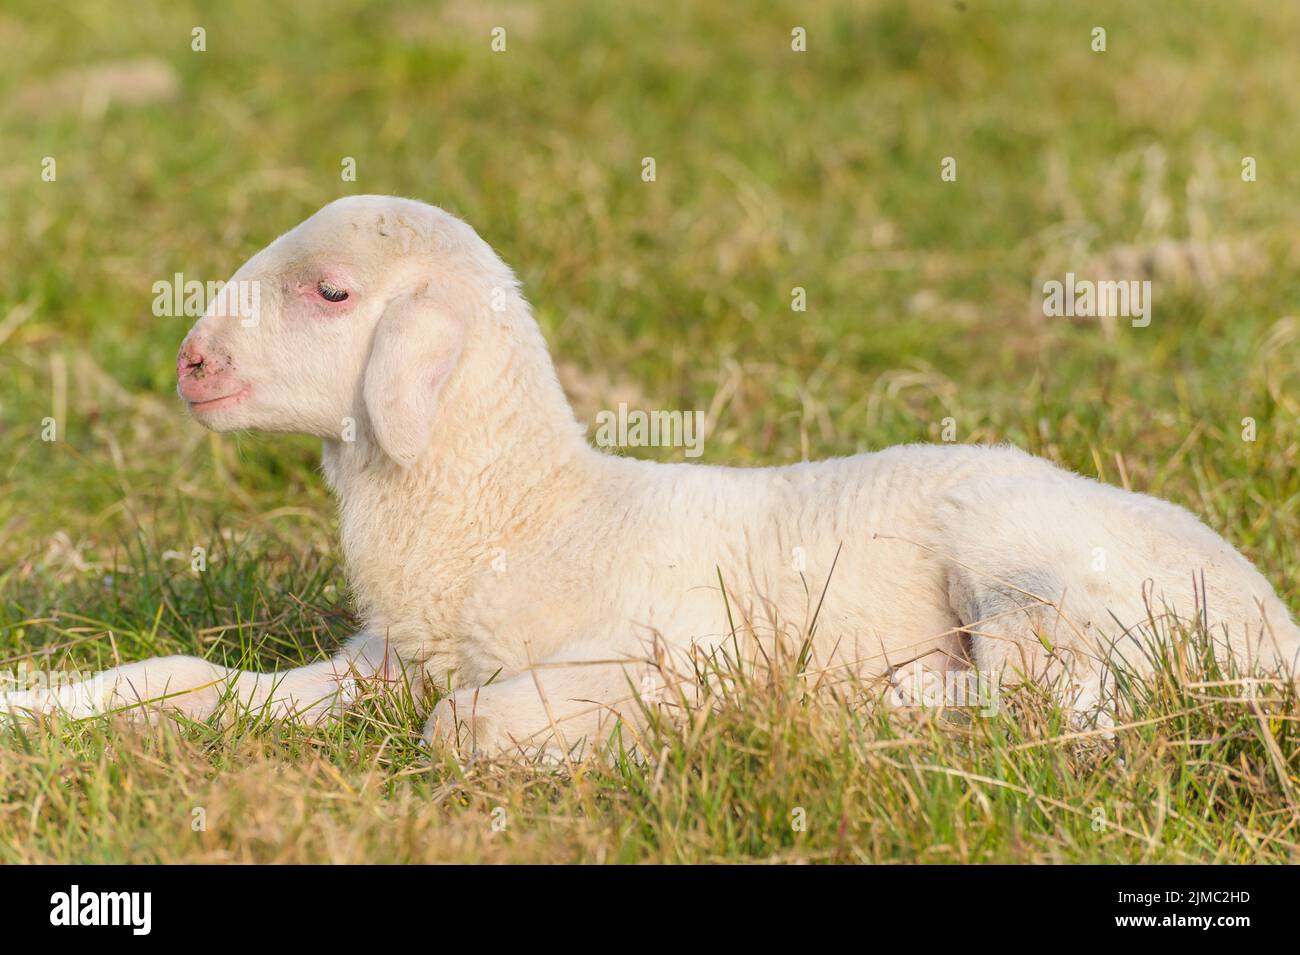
362 293 463 467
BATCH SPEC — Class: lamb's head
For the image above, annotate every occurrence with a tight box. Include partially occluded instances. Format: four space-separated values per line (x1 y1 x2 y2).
176 195 534 466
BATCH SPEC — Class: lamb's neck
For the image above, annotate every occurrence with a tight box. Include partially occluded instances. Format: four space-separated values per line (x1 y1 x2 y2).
322 349 596 647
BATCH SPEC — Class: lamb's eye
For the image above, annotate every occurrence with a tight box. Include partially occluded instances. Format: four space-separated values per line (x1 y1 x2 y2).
317 281 349 303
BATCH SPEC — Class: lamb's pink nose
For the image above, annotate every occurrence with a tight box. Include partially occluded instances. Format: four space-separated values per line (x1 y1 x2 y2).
176 339 234 401
177 342 206 380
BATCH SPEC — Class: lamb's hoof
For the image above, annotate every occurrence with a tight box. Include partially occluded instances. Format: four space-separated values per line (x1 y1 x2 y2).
423 696 504 757
422 696 578 767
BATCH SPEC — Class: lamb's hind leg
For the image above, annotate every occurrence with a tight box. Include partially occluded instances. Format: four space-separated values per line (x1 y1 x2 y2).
937 471 1300 719
0 629 407 724
946 564 1104 707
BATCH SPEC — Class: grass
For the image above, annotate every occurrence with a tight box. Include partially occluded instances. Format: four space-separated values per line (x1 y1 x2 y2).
1 0 1299 863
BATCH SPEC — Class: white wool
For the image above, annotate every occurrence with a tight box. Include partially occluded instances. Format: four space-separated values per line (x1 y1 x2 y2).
6 196 1298 758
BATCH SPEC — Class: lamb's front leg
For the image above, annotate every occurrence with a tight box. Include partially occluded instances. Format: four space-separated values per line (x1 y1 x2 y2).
0 629 409 725
424 640 661 761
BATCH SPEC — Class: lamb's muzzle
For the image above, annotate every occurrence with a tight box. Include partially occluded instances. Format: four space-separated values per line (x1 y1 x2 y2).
7 195 1298 760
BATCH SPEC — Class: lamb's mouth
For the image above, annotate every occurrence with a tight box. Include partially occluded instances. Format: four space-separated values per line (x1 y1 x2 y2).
186 386 251 412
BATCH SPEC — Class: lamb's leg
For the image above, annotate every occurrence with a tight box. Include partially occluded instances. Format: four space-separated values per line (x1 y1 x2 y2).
0 629 407 724
937 473 1300 724
424 640 658 760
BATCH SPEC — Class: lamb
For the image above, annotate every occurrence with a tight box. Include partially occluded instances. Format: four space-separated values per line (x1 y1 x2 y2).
6 195 1298 758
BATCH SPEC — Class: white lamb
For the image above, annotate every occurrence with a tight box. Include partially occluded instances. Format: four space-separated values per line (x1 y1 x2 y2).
7 195 1298 757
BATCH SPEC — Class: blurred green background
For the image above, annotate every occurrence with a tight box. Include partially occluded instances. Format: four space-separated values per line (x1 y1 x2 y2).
0 0 1298 862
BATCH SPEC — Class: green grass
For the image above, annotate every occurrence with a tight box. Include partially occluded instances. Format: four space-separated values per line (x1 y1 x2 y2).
1 0 1299 862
